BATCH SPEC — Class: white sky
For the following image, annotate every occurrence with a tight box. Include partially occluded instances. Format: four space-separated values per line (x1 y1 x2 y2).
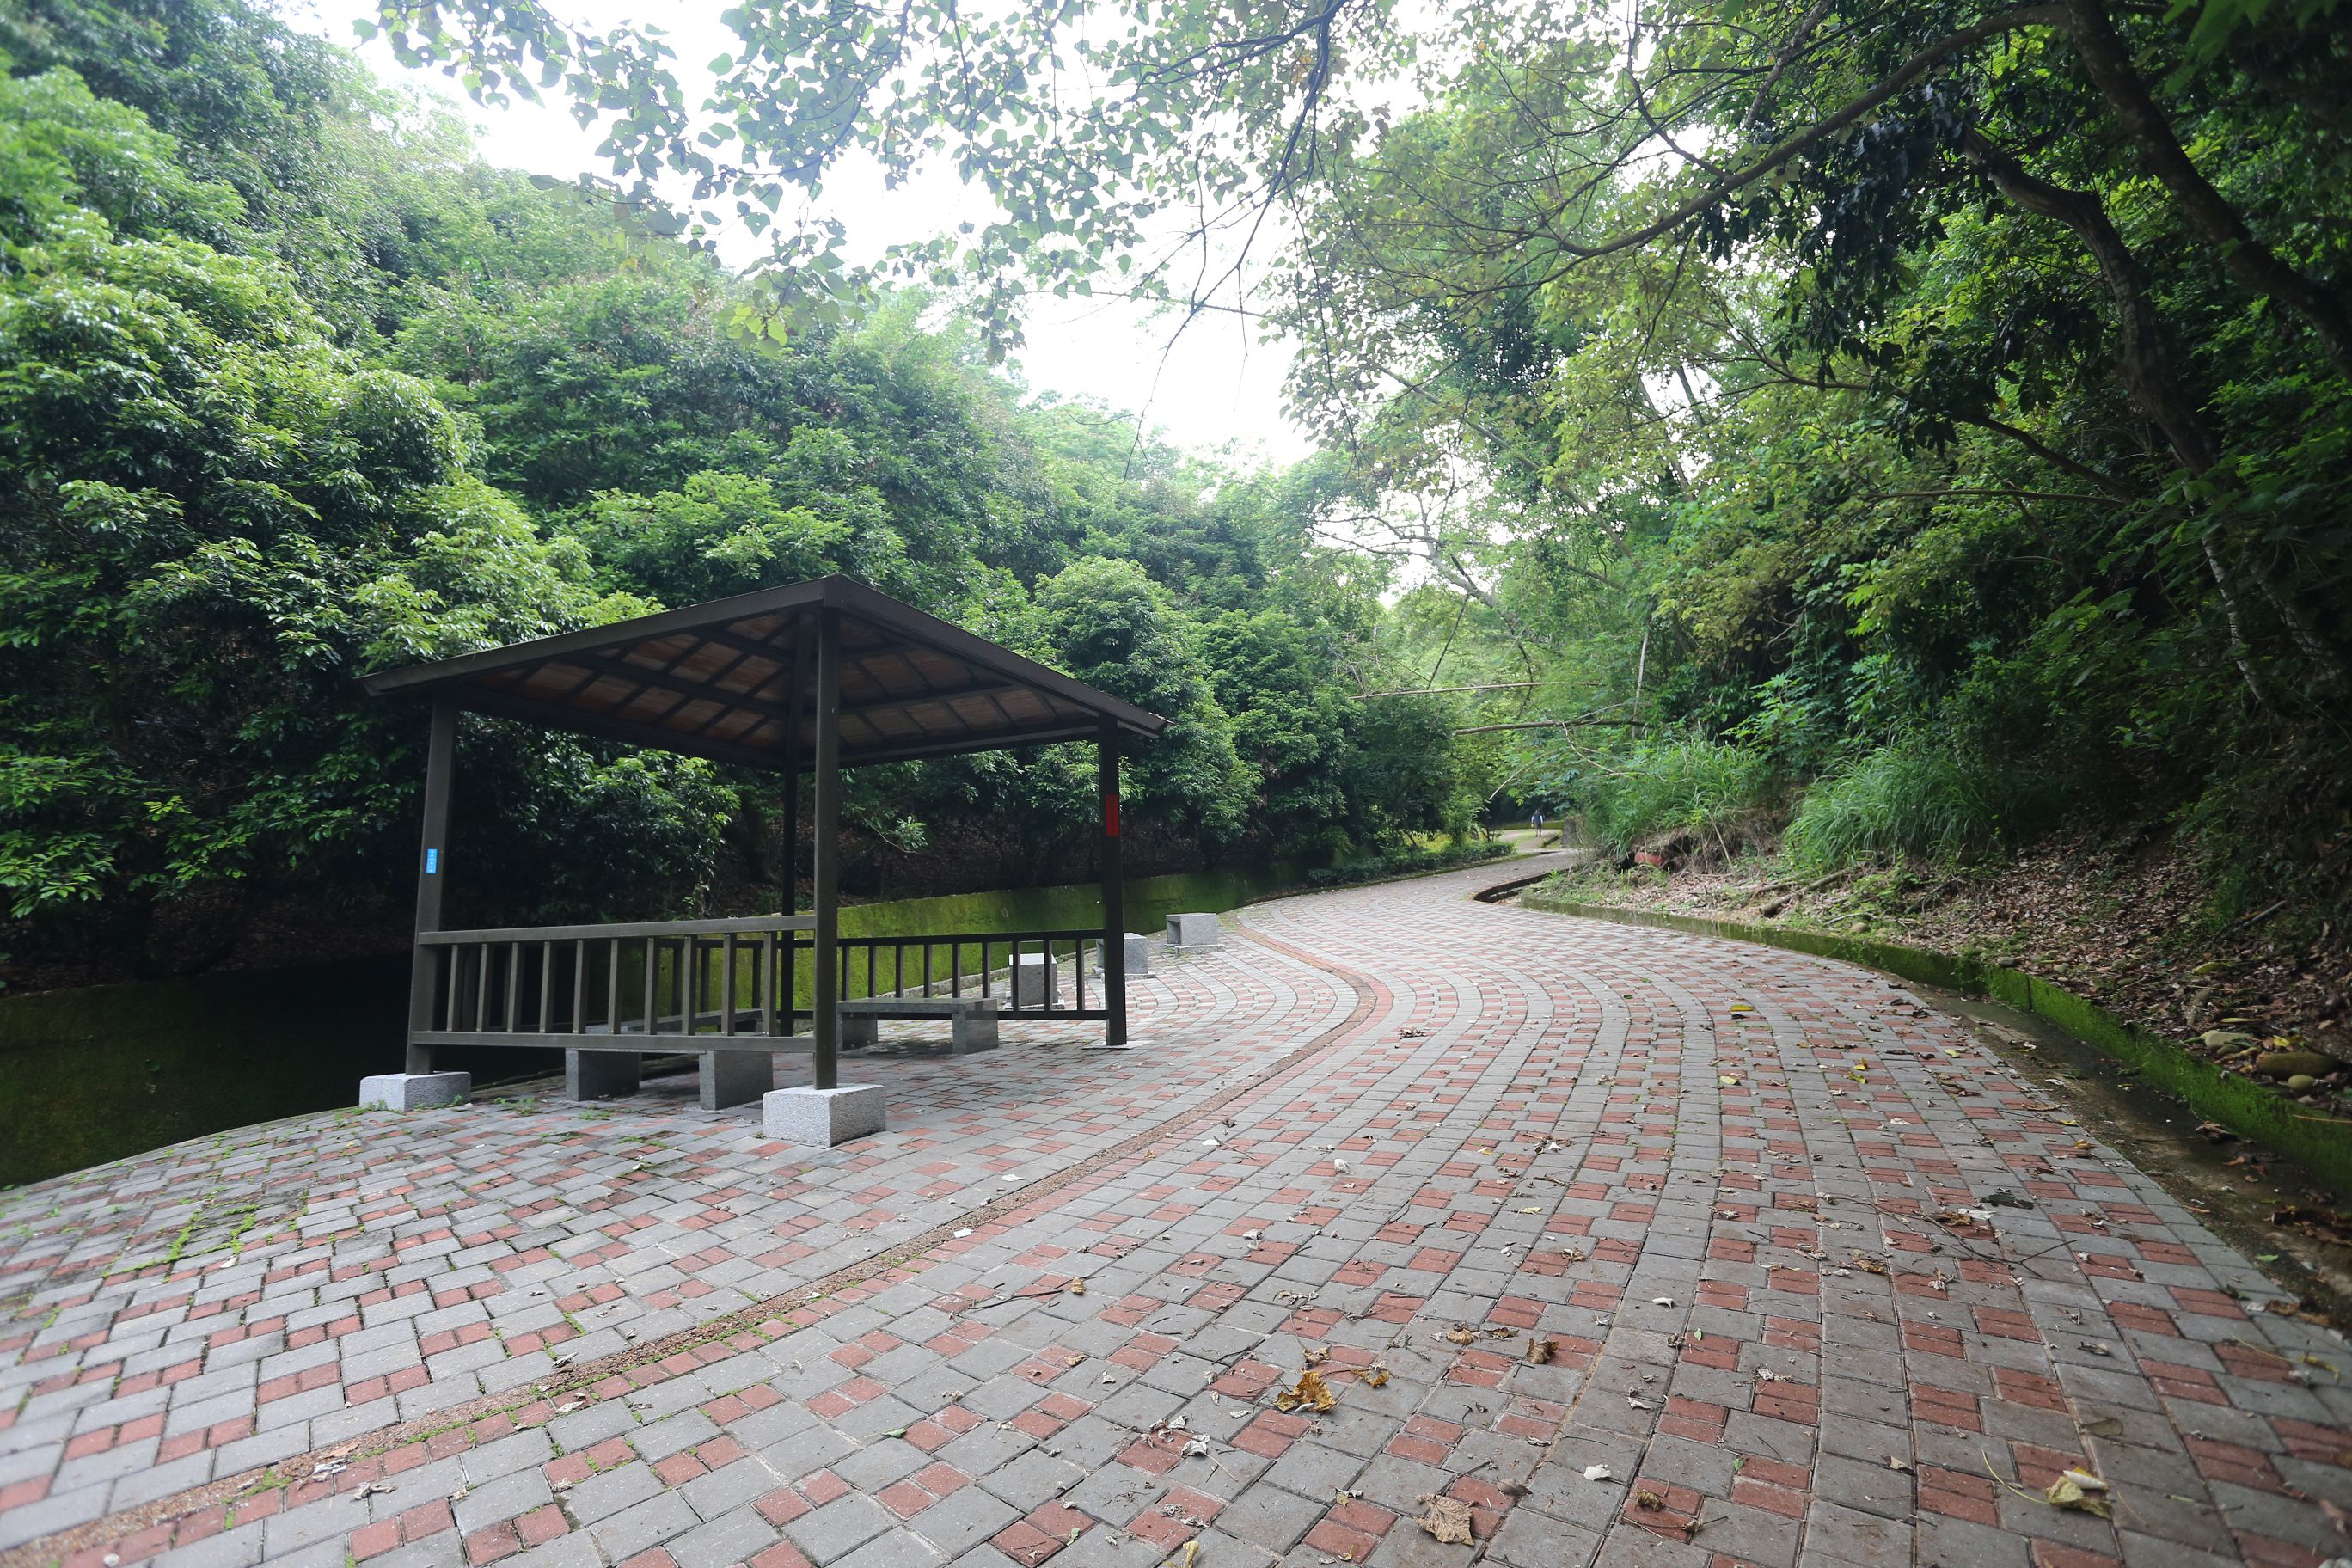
281 0 1314 466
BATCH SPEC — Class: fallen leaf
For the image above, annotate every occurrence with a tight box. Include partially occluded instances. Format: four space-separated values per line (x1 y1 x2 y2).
1418 1493 1475 1545
1444 1326 1477 1344
1067 1281 1087 1295
1162 1541 1199 1568
2044 1470 2110 1516
1359 1366 1391 1387
1527 1337 1558 1365
2080 1416 2125 1438
1634 1488 1665 1510
1886 1456 1913 1473
356 1481 393 1498
1274 1369 1337 1414
1303 1344 1330 1365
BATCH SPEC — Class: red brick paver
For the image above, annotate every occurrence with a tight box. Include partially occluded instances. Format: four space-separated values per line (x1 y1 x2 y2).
4 855 2347 1568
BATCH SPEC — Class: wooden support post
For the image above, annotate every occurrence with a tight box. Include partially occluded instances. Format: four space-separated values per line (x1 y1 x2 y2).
1099 719 1128 1048
812 607 842 1089
777 616 810 917
405 696 456 1073
775 616 811 1032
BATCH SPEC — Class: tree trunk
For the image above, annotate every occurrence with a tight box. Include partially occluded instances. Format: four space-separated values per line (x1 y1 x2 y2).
1962 130 2279 700
2063 0 2352 380
1962 130 2217 475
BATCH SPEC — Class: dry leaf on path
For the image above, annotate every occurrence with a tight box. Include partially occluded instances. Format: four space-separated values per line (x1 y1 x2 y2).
1527 1337 1558 1365
2045 1470 2110 1516
1418 1493 1474 1545
1274 1369 1336 1413
1444 1326 1477 1344
1161 1542 1199 1568
1302 1344 1330 1365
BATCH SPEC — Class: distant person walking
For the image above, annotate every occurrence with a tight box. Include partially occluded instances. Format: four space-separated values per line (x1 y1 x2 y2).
1529 808 1546 841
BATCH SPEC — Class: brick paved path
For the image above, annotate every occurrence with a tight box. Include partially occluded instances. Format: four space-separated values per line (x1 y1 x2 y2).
5 857 2351 1568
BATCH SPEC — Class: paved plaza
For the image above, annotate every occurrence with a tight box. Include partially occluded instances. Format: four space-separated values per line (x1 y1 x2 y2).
5 856 2351 1568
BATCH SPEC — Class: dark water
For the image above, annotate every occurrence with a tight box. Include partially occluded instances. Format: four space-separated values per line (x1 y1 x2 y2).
0 956 560 1189
0 863 1304 1189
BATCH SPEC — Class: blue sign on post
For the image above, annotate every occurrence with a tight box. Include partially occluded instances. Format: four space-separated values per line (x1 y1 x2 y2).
426 848 439 874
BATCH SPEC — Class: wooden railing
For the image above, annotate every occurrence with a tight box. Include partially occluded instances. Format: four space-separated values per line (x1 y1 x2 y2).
836 931 1113 1018
412 919 1117 1050
415 916 813 1051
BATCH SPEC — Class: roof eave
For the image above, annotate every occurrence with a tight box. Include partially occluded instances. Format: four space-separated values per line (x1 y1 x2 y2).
358 575 1172 744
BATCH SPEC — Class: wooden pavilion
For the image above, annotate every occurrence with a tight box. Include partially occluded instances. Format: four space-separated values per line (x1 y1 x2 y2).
357 575 1169 1142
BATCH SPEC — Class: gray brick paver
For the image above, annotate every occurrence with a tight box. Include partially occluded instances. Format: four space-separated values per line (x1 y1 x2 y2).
9 859 2350 1568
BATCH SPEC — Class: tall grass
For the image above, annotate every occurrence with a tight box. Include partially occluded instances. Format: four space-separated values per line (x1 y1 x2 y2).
1572 741 1776 854
1785 742 2056 869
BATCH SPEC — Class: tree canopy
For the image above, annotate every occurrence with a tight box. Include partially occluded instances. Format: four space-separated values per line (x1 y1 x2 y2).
5 0 2350 985
0 0 1482 986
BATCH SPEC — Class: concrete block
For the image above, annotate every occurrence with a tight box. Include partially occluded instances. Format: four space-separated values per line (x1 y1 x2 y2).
567 1050 640 1101
1167 912 1221 949
1096 932 1149 978
699 1051 771 1111
1012 952 1054 1009
763 1084 887 1146
357 1072 470 1112
952 1008 999 1054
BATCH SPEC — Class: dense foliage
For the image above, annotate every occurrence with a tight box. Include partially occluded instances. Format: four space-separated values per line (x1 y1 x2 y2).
0 0 1479 985
383 0 2352 947
9 0 2352 985
1272 0 2352 946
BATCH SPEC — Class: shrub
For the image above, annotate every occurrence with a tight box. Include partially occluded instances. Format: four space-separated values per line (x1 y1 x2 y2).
1568 741 1775 855
1784 741 2057 870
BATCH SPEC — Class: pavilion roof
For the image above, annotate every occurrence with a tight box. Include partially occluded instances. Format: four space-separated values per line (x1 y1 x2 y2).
359 576 1167 770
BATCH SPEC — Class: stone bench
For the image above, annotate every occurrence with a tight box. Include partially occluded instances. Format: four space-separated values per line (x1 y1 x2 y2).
838 995 1000 1054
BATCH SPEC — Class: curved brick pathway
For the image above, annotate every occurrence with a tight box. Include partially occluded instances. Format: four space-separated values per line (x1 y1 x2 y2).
4 858 2350 1568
